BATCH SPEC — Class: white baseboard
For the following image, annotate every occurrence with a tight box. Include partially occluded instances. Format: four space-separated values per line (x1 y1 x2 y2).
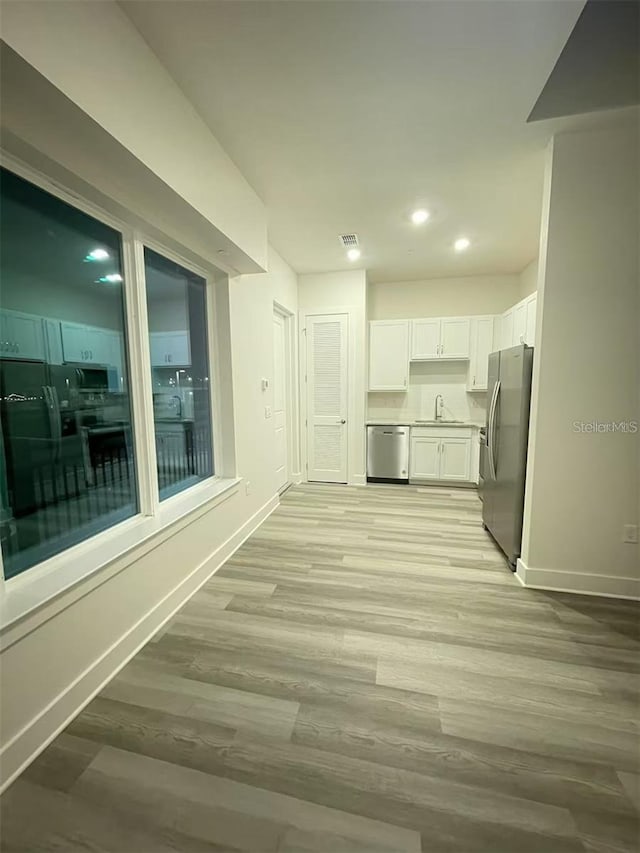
0 494 279 793
516 558 640 600
350 473 367 486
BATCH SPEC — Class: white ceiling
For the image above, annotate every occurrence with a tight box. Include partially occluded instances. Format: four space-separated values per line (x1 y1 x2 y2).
121 0 585 283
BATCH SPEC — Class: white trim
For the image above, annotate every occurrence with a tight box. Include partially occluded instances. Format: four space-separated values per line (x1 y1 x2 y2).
0 478 242 641
123 235 159 518
0 152 238 621
0 492 279 793
516 558 640 600
273 301 300 490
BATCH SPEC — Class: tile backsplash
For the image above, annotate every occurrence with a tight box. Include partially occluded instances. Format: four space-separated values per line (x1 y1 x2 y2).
367 361 487 424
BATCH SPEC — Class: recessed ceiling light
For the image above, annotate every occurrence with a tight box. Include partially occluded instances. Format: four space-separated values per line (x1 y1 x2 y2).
85 248 110 262
347 248 361 262
411 209 430 225
454 237 470 252
96 273 123 284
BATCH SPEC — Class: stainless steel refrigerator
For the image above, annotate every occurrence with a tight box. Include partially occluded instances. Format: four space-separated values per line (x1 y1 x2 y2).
482 344 534 570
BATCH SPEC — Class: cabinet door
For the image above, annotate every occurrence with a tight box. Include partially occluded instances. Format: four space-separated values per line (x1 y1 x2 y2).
525 294 537 345
513 300 527 345
368 321 409 391
61 323 91 363
439 438 471 481
500 309 514 350
410 319 440 360
150 331 191 367
440 318 470 359
0 311 45 360
409 436 441 479
167 331 190 366
469 317 494 391
43 319 64 364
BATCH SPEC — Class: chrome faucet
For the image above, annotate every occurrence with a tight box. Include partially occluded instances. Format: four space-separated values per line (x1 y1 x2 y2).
434 394 444 421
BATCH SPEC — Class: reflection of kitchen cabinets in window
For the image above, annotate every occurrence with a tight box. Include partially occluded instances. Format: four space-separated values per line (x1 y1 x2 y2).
43 319 64 364
150 331 191 367
0 310 45 360
61 322 120 366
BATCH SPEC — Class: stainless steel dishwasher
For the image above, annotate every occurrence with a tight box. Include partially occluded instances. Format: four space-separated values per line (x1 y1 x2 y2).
366 425 410 483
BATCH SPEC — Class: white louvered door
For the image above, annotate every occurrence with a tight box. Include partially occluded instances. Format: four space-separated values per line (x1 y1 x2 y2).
306 314 348 483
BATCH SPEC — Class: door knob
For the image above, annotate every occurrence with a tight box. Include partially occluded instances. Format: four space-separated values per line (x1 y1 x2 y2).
340 419 346 424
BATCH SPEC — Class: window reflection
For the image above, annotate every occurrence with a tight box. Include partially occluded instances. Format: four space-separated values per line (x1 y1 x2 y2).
0 168 137 578
144 248 214 499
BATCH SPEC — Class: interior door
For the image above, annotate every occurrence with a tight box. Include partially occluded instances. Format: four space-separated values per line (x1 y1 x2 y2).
273 310 288 490
306 314 348 483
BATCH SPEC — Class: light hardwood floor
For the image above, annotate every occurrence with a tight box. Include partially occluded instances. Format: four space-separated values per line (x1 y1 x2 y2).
1 483 639 853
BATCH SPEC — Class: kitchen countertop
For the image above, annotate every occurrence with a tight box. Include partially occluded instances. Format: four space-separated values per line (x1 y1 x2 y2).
366 420 484 428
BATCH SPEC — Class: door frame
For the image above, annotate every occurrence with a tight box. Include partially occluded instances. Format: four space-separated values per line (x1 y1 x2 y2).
273 301 300 491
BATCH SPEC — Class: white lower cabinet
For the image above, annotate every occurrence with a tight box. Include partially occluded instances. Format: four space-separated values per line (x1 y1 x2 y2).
409 436 440 479
439 438 472 481
410 427 473 482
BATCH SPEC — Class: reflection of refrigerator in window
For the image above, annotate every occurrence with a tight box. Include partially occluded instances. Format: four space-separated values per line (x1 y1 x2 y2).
0 360 85 561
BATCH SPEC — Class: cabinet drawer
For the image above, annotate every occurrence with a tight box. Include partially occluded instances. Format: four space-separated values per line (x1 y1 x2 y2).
411 427 472 439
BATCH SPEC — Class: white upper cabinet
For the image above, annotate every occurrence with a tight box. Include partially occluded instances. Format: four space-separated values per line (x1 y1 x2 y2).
61 322 115 366
150 331 191 367
500 308 514 350
410 317 470 361
368 320 409 391
440 318 471 359
410 319 440 360
525 293 537 345
500 293 537 349
42 319 64 365
513 300 527 345
468 316 495 392
0 310 45 361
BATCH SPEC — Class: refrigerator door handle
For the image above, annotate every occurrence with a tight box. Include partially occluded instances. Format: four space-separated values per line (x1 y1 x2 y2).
487 380 500 480
43 385 63 462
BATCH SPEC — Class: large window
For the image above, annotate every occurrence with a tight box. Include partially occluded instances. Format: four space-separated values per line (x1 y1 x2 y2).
145 248 214 499
0 168 137 578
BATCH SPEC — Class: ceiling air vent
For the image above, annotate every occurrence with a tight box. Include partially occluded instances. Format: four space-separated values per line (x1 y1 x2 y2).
338 234 359 248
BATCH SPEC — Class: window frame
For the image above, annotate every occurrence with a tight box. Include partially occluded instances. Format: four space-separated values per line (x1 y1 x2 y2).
0 153 237 634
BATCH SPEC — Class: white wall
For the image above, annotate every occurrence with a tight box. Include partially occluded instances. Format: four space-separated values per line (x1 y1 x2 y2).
520 121 639 599
298 270 367 485
368 274 520 320
0 244 298 792
519 258 539 299
0 5 300 790
366 274 512 425
368 362 487 425
232 246 301 496
1 3 266 273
